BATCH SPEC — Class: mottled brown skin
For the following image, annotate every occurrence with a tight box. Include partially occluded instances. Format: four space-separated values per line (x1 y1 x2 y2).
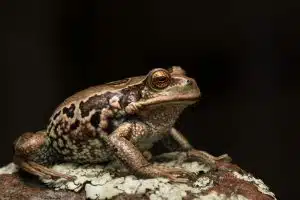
13 66 231 182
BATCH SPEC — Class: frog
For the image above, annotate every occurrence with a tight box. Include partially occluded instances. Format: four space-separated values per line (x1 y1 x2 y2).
13 66 231 182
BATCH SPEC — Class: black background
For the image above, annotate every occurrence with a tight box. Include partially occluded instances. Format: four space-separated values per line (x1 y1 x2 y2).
1 1 300 199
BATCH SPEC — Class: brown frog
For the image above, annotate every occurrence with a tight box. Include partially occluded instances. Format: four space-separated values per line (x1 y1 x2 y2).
13 66 231 182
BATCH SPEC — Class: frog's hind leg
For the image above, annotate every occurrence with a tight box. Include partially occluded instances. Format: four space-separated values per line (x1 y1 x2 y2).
13 131 74 180
14 157 74 180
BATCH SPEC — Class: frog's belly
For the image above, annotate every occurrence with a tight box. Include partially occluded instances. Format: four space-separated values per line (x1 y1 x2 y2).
53 138 112 164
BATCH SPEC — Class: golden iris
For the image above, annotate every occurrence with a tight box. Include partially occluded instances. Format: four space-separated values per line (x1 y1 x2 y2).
148 69 171 89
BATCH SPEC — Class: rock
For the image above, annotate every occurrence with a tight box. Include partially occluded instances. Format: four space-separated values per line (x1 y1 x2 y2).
0 173 85 200
0 152 277 200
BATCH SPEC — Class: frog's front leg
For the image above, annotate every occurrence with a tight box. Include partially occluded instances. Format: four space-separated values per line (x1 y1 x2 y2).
13 131 74 180
163 128 232 167
107 122 196 182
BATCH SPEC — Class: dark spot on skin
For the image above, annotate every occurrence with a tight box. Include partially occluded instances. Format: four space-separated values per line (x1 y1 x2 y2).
70 120 80 130
90 112 100 128
79 125 95 139
62 104 76 118
105 121 114 134
47 122 54 132
79 92 115 117
52 111 61 120
63 121 69 128
105 118 127 134
120 85 143 107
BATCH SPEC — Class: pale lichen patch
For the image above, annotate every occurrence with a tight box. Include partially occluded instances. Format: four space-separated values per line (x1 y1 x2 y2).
116 176 141 194
136 178 165 194
193 176 214 191
0 163 19 175
42 163 107 192
85 177 125 199
181 161 210 174
90 172 113 185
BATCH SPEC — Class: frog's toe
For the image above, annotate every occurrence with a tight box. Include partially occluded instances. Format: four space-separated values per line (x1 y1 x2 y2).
164 170 196 183
14 157 51 179
170 177 190 183
28 161 75 181
155 165 197 181
216 154 232 163
14 157 74 181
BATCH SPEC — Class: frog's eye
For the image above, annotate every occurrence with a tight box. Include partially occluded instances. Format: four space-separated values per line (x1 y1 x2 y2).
148 69 171 90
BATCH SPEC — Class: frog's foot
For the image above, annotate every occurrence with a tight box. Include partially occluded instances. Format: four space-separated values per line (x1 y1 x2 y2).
14 157 75 181
215 153 232 162
187 149 232 169
139 164 197 183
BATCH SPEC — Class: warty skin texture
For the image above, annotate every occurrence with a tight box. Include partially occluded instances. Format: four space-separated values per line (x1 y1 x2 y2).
13 66 231 182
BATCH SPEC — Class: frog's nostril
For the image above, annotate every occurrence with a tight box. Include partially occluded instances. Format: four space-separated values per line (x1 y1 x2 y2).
186 79 193 85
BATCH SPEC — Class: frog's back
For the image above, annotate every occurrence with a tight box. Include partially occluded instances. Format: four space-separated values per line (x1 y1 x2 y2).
52 75 145 114
45 76 145 163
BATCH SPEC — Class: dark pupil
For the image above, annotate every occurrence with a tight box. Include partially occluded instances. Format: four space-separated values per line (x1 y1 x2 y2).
156 76 166 82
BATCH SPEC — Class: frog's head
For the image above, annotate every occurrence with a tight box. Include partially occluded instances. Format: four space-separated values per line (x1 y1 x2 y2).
139 66 200 106
123 66 200 113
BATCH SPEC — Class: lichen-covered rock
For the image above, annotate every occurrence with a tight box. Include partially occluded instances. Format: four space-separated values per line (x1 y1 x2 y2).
0 152 277 200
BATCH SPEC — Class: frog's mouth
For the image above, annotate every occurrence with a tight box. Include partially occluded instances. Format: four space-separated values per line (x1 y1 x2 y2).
139 90 201 107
